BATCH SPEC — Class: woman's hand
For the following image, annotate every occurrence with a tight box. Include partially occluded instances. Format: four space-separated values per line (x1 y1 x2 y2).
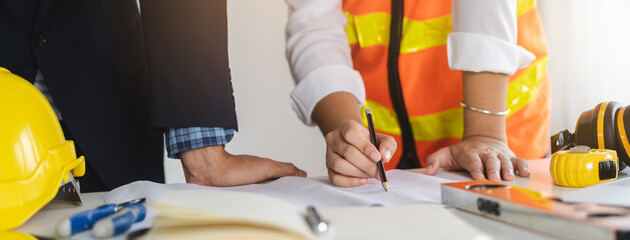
425 135 530 181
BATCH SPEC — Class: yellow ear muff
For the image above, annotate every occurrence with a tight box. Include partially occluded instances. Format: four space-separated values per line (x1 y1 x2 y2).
552 101 629 172
575 101 620 149
573 101 626 171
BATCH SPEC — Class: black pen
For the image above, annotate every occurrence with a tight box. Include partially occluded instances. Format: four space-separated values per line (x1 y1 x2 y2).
365 107 389 191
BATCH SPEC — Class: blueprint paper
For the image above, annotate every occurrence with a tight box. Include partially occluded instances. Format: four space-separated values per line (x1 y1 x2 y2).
105 170 454 209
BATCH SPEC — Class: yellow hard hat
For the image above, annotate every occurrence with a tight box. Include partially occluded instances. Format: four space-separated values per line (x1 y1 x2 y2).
0 231 37 240
0 67 86 230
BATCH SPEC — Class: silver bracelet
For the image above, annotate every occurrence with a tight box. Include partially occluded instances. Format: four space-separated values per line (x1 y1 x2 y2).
460 101 510 116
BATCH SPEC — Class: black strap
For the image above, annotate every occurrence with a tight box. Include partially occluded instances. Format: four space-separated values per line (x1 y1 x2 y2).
387 0 421 169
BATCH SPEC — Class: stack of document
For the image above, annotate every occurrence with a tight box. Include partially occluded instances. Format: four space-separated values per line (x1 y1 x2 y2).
107 170 490 239
141 190 315 240
141 189 492 240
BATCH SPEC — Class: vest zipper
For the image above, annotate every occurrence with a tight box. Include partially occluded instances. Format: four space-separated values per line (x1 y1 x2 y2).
387 0 421 168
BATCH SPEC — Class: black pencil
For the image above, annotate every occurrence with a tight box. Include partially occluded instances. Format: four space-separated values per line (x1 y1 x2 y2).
365 107 389 191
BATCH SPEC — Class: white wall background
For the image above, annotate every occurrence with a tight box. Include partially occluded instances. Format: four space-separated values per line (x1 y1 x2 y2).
165 0 630 183
538 0 630 133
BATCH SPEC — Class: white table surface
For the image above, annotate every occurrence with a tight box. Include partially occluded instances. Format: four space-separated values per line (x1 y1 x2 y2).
14 158 629 240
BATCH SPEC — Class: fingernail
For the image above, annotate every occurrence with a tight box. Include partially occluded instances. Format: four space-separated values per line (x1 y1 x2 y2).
383 150 392 162
370 151 381 162
508 169 514 177
524 166 530 173
360 178 369 184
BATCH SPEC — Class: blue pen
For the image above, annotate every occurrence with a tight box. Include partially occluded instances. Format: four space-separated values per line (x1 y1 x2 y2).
92 203 146 238
56 198 145 237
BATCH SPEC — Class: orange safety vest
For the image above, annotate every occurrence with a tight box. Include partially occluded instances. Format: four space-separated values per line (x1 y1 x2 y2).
344 0 551 169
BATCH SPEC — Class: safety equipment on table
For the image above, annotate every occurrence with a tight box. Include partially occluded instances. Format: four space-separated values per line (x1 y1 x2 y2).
56 197 146 238
0 231 37 240
344 0 551 169
0 67 86 231
550 146 618 187
551 101 630 171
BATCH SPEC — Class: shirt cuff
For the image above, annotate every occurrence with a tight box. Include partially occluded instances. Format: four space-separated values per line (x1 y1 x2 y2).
447 32 536 75
290 65 366 126
166 127 235 159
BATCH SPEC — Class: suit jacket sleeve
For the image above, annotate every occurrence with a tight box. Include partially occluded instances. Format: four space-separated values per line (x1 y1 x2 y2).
140 0 237 130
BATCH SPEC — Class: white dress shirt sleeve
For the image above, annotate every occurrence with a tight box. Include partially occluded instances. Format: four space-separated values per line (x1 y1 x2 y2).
447 0 536 75
286 0 366 126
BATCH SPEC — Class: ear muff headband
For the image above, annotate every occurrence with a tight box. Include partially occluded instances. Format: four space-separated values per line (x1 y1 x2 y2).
596 101 622 151
597 101 609 148
618 106 630 160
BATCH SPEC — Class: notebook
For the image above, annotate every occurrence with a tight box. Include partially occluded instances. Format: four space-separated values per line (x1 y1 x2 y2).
139 189 317 240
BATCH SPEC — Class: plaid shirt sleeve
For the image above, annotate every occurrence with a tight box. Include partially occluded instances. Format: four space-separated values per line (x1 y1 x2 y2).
166 127 235 159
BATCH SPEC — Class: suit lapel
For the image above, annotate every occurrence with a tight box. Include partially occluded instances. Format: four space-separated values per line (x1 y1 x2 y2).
35 0 53 23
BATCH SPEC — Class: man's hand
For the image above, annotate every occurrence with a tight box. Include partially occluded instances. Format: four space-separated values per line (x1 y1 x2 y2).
425 136 530 181
324 120 396 187
180 145 306 186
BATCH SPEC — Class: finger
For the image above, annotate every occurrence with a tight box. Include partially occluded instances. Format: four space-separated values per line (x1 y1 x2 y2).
462 154 485 180
327 152 372 178
426 147 451 175
325 131 375 178
376 133 397 162
339 121 381 162
481 154 502 182
328 169 369 187
512 157 530 177
332 142 379 177
498 155 515 181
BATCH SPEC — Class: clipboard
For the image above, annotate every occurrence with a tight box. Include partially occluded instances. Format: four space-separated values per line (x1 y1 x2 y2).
442 180 630 240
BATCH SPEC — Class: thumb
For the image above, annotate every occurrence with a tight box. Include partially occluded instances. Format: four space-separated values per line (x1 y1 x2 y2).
296 168 308 177
268 161 308 178
425 147 450 175
376 133 396 163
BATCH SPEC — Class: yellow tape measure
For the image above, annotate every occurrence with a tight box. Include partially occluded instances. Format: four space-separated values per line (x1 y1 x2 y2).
550 146 618 187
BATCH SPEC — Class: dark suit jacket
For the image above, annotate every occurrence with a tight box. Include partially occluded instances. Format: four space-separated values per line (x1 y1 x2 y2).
0 0 238 190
